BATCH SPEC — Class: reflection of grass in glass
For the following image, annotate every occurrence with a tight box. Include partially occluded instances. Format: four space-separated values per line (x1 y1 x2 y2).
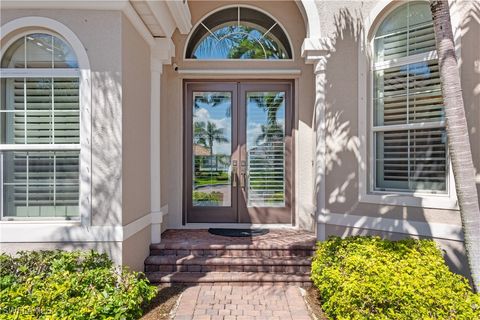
193 191 223 203
194 171 229 187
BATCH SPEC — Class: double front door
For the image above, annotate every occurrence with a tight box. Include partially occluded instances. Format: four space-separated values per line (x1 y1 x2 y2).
184 81 293 224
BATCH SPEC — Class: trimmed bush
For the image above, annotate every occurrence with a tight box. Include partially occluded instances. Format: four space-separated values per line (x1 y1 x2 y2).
0 250 157 319
311 236 480 319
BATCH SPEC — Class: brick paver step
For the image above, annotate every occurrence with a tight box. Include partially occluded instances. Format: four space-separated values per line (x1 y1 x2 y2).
146 271 312 286
145 255 312 273
149 247 315 258
145 255 312 266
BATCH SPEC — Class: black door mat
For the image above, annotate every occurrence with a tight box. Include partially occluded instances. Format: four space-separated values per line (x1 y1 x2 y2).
208 228 269 237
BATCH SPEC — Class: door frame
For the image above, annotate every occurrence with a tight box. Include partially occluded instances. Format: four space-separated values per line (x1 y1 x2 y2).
183 79 295 225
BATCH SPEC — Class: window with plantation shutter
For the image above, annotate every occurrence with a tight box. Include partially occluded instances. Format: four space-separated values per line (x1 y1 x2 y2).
372 2 448 193
1 33 81 219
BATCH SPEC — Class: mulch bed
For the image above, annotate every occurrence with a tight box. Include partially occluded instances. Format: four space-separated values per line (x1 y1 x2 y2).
141 285 187 320
304 286 329 320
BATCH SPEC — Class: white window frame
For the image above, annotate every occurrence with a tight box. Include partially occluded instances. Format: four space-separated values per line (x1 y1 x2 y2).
183 4 295 62
0 17 91 224
358 0 460 210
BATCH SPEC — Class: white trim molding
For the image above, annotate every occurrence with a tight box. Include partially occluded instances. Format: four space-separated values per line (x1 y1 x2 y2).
0 205 169 243
0 17 92 226
357 0 460 211
319 212 464 242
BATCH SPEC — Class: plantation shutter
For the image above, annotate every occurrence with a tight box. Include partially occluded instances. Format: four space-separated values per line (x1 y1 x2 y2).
6 78 80 217
373 2 447 193
246 92 286 207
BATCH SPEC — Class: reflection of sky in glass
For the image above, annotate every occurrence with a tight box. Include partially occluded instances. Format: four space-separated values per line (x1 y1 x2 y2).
246 94 285 150
193 95 231 155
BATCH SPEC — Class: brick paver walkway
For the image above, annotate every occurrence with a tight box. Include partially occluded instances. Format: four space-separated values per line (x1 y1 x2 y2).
173 285 311 320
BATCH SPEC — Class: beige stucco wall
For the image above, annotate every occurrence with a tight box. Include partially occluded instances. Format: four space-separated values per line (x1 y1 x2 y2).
315 0 479 277
317 0 479 226
160 0 316 229
1 9 124 227
122 225 151 271
121 15 151 226
0 10 149 269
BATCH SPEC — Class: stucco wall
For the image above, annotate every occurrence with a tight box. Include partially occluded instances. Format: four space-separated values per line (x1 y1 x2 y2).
122 225 151 271
0 9 153 268
121 14 151 226
315 0 479 277
0 10 123 227
317 1 477 223
160 0 316 229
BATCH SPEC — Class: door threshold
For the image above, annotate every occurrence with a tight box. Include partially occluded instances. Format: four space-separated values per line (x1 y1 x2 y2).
183 223 295 229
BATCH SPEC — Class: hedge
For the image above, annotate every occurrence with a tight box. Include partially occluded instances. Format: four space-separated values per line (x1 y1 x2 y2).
0 250 157 319
311 236 480 319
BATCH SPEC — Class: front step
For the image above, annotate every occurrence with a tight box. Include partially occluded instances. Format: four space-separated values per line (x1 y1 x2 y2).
145 255 312 273
145 229 317 286
149 244 315 258
146 271 312 287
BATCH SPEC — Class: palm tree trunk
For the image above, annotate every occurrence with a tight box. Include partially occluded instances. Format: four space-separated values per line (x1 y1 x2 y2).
430 0 480 291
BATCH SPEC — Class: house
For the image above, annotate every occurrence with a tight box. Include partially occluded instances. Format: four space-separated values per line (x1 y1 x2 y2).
0 0 478 283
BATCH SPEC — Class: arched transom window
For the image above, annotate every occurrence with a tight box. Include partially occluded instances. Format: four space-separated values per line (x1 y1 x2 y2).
1 33 81 219
186 6 292 60
372 2 447 193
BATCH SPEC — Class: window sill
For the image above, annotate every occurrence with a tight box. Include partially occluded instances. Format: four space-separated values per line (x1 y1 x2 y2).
359 192 459 210
0 219 81 224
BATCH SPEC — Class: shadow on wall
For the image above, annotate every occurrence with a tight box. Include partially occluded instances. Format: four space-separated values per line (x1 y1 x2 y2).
314 2 480 279
50 70 123 259
458 1 480 201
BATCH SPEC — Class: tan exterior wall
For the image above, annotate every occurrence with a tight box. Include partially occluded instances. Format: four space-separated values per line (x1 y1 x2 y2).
161 0 316 230
0 10 147 269
317 1 479 223
1 9 124 227
121 14 151 226
315 0 479 277
122 226 151 271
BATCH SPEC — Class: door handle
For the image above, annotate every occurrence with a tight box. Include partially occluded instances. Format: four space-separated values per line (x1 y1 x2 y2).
241 172 247 189
232 165 237 187
240 160 247 189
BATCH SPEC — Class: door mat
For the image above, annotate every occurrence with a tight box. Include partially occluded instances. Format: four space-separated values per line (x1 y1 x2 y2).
208 228 269 237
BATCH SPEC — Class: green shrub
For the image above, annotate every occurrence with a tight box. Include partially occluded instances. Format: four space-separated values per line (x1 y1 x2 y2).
311 236 480 319
0 250 157 319
193 191 223 202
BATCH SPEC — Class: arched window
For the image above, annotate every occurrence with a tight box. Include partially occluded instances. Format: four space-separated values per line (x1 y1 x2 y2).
186 6 292 60
372 2 447 193
1 32 81 219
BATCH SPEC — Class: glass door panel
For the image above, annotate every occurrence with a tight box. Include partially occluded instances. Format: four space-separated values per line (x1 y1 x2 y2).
185 81 292 224
192 92 232 207
246 92 286 207
185 83 238 223
238 83 292 224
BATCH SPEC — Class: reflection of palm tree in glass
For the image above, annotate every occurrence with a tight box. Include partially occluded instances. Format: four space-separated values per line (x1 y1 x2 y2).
256 122 284 145
251 93 285 145
194 121 229 156
194 25 286 60
195 93 232 117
